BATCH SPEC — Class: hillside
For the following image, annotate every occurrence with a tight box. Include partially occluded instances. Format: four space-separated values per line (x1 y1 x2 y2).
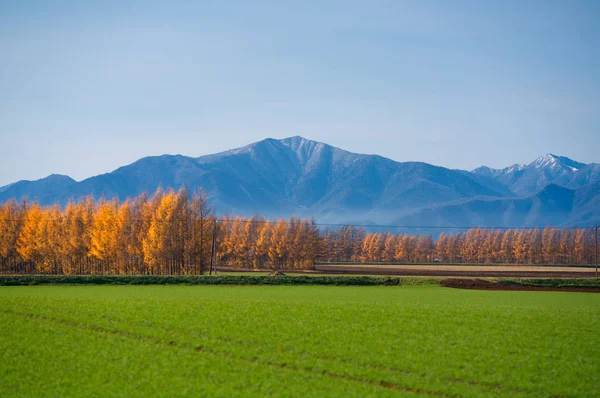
0 137 597 227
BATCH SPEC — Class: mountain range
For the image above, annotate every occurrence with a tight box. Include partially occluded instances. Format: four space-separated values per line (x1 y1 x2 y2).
1 136 598 228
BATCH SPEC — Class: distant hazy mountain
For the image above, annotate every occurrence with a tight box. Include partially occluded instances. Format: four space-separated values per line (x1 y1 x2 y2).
0 137 597 227
472 153 597 196
393 183 592 228
0 174 76 204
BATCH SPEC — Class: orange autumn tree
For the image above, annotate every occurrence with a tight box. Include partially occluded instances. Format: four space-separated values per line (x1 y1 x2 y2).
16 203 45 269
0 199 24 272
89 199 120 274
0 188 597 275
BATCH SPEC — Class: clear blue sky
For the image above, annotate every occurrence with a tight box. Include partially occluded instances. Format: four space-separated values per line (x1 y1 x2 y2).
1 0 599 186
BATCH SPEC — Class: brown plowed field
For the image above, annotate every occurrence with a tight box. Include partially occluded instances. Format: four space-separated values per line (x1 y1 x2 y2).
315 264 598 278
441 278 600 293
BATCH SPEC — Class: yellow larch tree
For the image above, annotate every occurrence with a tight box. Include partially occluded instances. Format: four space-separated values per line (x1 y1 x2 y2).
17 203 44 271
143 191 177 274
435 233 449 263
269 219 288 269
0 199 23 272
254 220 272 269
89 199 120 274
382 233 398 262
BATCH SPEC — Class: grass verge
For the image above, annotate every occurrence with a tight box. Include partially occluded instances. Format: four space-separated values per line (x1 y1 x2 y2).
0 275 402 286
1 275 598 289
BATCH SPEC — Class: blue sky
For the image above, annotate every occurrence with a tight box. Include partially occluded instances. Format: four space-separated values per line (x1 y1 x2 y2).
1 0 599 186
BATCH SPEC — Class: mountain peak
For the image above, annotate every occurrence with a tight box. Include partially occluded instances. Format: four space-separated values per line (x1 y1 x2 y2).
532 153 559 169
280 135 306 142
279 136 327 152
45 174 76 182
11 174 76 185
505 163 526 173
475 153 586 176
530 153 584 171
471 163 525 176
471 165 498 176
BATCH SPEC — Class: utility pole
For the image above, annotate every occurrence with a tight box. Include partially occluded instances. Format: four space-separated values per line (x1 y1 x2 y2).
209 219 217 275
595 226 598 279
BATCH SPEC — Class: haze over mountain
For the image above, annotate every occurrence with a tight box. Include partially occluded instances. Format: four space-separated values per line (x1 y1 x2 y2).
0 137 597 228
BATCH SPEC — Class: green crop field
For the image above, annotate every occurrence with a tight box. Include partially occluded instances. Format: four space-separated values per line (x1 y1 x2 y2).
1 285 598 397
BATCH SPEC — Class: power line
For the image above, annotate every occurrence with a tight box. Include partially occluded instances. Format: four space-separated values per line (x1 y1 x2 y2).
216 218 599 230
1 216 598 231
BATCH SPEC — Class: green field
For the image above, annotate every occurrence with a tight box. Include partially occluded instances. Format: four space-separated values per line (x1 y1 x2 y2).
1 285 598 397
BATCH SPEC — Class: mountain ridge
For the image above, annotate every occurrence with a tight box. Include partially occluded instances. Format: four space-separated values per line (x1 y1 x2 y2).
472 153 597 197
0 137 597 227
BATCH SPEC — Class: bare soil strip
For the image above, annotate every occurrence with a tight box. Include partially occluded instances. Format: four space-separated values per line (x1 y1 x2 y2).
441 279 600 293
315 264 597 278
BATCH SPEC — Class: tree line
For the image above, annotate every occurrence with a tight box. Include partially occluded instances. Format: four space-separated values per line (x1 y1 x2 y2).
0 188 597 274
318 226 597 265
0 188 214 275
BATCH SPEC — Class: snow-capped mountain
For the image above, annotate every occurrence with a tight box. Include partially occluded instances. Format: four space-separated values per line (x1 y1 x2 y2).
531 153 584 171
471 163 526 178
176 136 507 220
472 153 596 196
0 137 597 227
